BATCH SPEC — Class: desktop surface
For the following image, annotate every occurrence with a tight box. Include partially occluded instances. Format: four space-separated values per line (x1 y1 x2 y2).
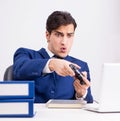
0 103 120 121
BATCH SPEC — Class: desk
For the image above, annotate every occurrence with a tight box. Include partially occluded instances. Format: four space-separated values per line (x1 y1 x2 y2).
0 104 120 121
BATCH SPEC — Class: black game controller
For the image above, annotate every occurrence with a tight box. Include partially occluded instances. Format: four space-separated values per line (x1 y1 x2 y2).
69 64 85 85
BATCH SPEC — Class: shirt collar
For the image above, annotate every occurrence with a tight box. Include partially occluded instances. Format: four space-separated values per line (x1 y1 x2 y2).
45 47 54 58
45 47 67 59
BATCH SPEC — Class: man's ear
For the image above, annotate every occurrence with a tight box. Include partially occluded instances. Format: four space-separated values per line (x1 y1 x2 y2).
46 31 50 42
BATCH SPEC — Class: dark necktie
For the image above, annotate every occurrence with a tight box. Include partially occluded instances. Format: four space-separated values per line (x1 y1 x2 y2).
53 55 64 59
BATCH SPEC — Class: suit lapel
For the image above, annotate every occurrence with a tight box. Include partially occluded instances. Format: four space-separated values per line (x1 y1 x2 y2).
38 48 50 59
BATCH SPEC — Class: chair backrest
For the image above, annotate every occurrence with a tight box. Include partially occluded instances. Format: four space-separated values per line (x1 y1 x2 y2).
3 65 14 81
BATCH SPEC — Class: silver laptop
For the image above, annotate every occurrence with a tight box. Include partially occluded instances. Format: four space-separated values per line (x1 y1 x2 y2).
84 63 120 113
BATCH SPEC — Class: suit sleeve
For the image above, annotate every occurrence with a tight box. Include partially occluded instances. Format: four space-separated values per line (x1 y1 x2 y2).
13 48 49 80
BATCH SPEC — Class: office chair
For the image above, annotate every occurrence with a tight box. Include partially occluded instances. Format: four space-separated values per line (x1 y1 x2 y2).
3 65 14 81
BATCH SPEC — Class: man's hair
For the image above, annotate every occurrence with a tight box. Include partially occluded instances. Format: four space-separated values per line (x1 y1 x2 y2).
46 11 77 34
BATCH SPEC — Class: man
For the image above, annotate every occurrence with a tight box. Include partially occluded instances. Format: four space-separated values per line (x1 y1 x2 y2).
13 11 93 103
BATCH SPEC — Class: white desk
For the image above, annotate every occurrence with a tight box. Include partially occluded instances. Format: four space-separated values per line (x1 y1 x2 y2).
1 104 120 121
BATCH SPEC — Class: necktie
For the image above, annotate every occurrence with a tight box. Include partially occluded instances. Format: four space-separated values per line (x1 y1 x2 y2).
53 55 64 59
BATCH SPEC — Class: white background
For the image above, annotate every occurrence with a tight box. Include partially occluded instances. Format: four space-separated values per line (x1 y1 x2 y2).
0 0 120 101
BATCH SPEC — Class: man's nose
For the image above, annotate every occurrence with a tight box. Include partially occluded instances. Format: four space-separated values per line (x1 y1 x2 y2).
61 36 68 44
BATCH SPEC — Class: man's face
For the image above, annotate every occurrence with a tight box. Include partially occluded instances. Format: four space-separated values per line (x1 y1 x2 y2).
46 24 75 58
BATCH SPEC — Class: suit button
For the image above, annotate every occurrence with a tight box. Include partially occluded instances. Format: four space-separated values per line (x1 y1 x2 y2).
51 90 54 94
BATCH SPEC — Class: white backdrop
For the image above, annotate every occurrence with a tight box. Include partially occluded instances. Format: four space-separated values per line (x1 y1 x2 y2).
0 0 120 100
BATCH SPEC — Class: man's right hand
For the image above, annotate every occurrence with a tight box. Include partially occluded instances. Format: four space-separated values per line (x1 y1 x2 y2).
49 58 80 77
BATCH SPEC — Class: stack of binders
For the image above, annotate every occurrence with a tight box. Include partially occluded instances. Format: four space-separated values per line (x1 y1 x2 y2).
0 81 35 117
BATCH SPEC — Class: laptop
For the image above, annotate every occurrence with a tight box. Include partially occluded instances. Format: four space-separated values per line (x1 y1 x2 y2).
84 63 120 113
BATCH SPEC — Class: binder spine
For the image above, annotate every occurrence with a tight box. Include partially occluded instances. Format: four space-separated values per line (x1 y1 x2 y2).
0 99 34 117
0 81 35 99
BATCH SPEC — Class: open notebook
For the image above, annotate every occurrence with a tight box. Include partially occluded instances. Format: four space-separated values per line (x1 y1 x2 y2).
84 63 120 113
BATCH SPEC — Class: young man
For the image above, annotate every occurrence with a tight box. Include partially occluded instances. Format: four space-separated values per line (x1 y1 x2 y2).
13 11 93 103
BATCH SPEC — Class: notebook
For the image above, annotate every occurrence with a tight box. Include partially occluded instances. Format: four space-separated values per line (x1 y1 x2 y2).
46 99 87 108
84 63 120 113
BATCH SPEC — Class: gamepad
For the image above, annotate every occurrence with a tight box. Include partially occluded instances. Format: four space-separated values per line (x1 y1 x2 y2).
69 64 85 85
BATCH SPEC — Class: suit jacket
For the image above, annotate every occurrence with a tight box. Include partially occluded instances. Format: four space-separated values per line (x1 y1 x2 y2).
13 47 93 103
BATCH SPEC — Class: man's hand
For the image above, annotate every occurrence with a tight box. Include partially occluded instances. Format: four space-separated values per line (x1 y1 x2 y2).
49 58 80 77
73 72 90 98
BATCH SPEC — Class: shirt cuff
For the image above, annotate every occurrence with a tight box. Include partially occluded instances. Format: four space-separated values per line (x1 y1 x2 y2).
43 59 53 73
75 90 88 100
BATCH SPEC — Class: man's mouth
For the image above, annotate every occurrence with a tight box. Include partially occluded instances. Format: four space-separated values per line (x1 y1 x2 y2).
60 47 67 53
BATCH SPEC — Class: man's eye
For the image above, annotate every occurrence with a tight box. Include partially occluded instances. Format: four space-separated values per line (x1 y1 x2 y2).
67 34 73 38
55 33 61 37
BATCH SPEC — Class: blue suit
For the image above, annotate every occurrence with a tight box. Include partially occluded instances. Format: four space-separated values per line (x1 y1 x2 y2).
13 47 93 103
